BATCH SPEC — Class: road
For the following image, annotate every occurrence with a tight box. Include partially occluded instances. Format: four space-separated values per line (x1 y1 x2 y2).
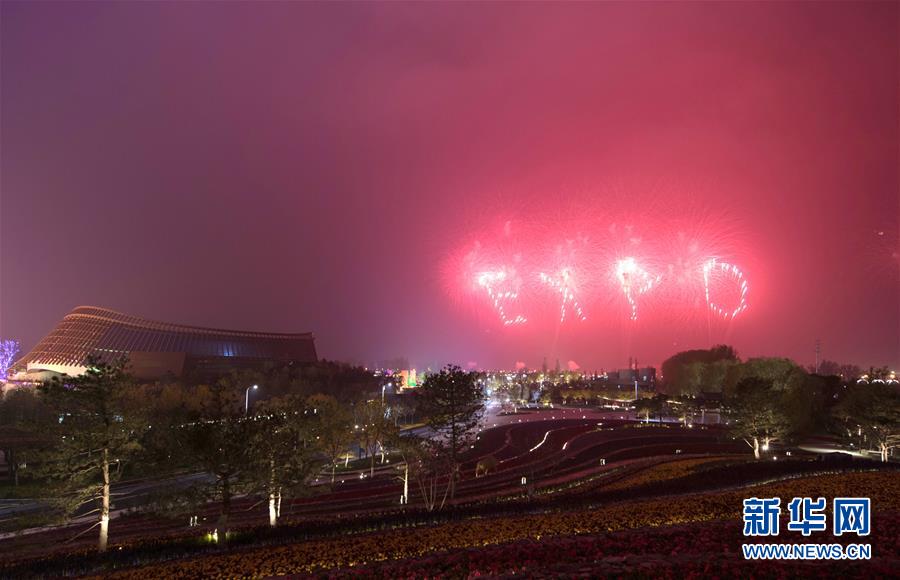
0 471 211 539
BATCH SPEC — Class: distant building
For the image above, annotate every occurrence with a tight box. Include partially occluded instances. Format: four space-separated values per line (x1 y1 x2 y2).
609 366 656 388
10 306 317 382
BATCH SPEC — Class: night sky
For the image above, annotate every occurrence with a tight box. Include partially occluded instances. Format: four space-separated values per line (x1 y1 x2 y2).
2 2 898 371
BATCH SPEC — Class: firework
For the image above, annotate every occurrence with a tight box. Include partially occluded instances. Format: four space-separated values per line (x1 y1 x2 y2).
702 258 749 319
538 268 587 323
476 269 527 326
444 206 753 330
614 258 660 321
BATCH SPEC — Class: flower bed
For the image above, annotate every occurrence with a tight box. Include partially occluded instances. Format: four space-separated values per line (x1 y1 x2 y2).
327 511 900 578
101 471 900 578
3 460 894 577
600 456 740 491
0 422 747 564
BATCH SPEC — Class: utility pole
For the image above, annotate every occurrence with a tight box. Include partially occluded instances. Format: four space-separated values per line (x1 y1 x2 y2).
635 357 639 400
632 355 638 400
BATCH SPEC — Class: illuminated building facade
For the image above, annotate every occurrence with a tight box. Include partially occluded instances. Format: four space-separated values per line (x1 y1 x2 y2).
397 369 418 389
10 306 317 382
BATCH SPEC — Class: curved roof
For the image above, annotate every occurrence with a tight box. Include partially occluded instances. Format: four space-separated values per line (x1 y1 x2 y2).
13 306 317 372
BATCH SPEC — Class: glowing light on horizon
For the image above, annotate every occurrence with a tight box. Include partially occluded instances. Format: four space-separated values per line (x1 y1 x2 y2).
702 258 748 319
538 268 587 323
615 258 659 321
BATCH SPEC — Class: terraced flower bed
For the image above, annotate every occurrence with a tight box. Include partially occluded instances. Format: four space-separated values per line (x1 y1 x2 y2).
0 422 737 563
326 512 900 578
599 455 741 491
1 418 892 578
93 470 900 578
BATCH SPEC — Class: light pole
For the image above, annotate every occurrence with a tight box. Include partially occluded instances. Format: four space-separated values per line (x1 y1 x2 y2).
245 384 258 414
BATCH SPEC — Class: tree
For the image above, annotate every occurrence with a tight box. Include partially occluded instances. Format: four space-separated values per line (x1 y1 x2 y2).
724 357 806 396
674 394 701 426
723 358 821 440
680 362 705 397
357 399 397 476
388 432 421 506
633 397 653 423
307 394 353 483
0 339 20 380
700 359 735 394
806 361 862 382
173 374 256 534
781 374 828 438
278 361 382 403
660 345 739 396
838 364 863 382
395 435 452 511
835 382 900 462
513 381 528 406
634 394 666 423
418 365 484 501
0 388 55 485
121 382 204 474
392 399 417 426
245 396 321 526
725 377 789 459
38 357 146 552
810 359 841 377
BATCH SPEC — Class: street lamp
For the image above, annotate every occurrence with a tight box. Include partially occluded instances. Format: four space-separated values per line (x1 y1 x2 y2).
245 384 258 414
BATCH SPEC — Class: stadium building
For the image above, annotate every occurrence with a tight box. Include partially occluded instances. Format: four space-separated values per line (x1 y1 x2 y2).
9 306 317 382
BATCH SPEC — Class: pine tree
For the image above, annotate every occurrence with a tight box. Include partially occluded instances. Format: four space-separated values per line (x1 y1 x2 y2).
38 357 146 552
245 396 321 526
418 365 484 501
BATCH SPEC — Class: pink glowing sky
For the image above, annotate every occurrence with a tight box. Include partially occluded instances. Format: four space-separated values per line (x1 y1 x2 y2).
1 2 897 370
